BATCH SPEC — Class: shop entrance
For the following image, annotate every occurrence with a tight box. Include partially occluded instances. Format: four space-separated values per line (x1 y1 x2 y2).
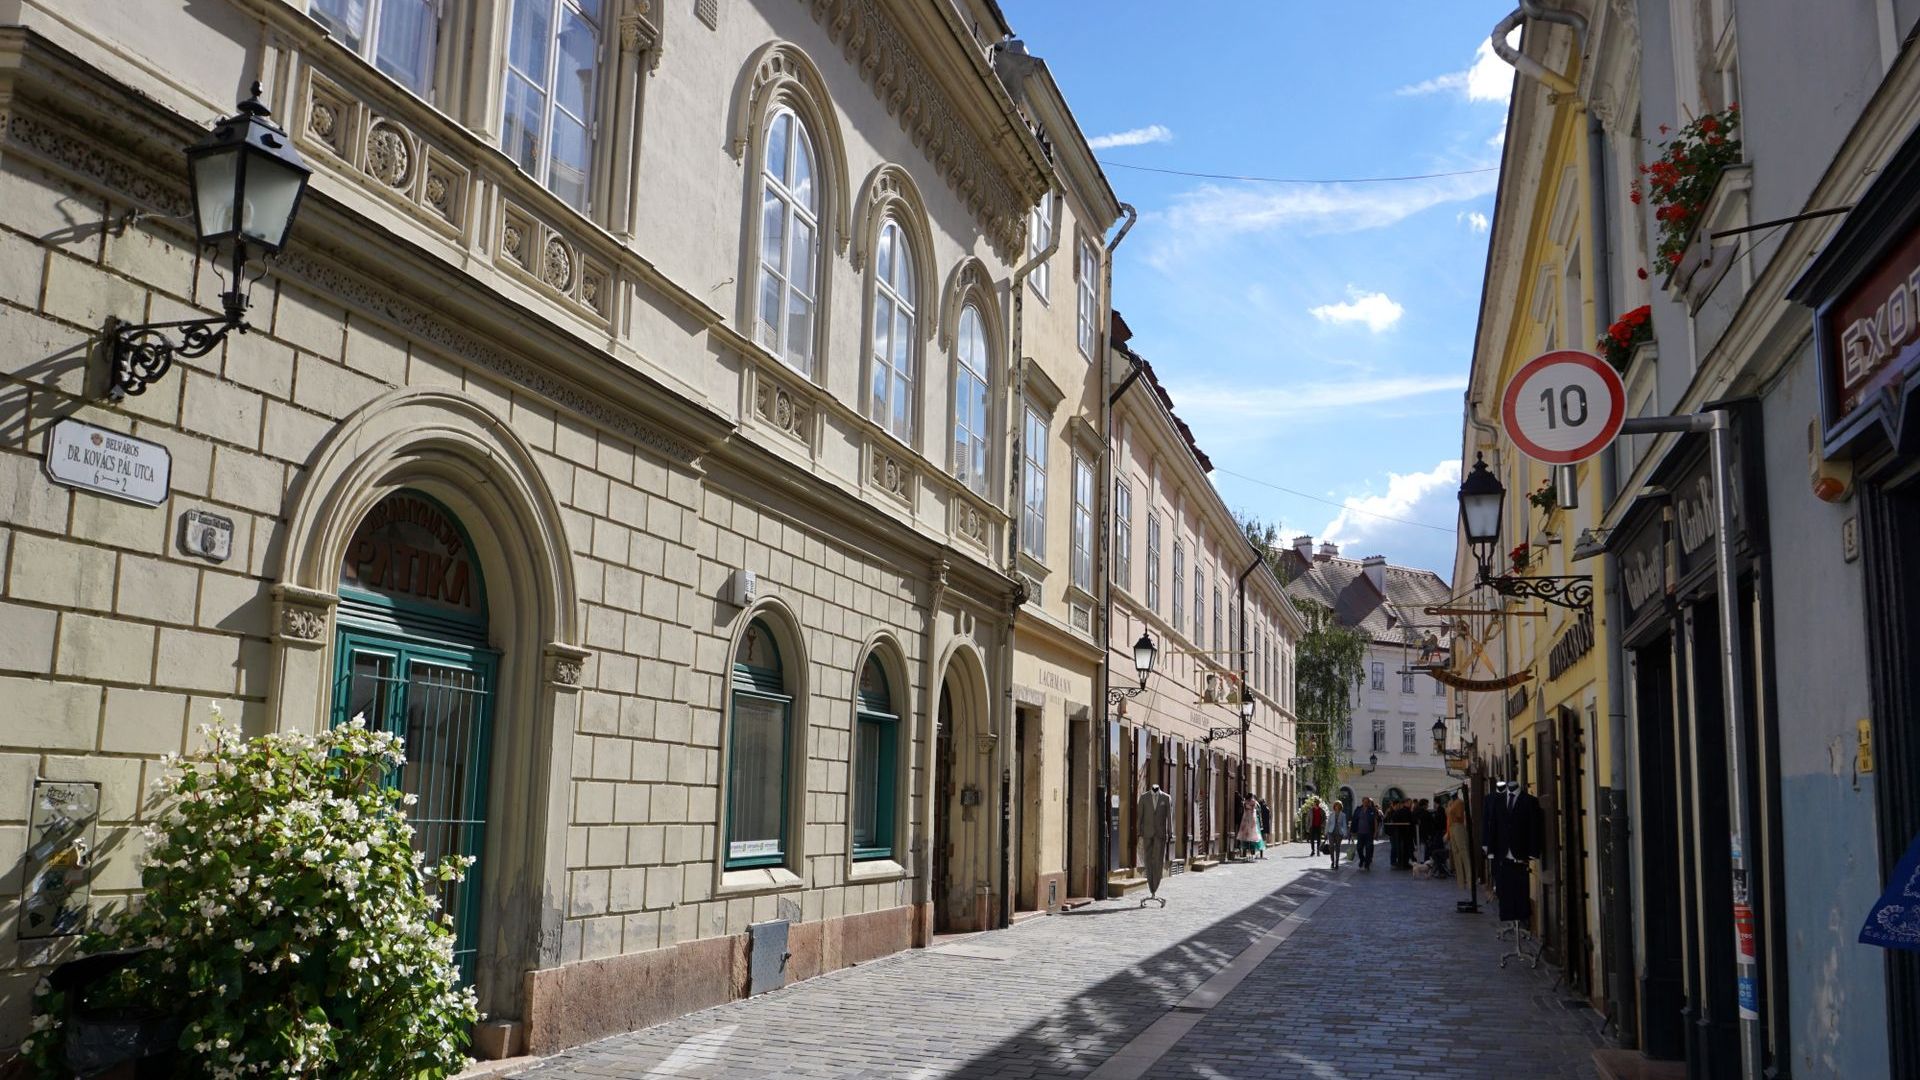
332 490 496 984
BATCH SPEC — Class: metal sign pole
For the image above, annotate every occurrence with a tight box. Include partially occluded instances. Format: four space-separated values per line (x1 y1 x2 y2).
1620 410 1761 1080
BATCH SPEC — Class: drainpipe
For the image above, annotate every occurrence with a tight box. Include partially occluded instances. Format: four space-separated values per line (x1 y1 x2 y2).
1094 203 1137 902
1491 6 1579 99
998 185 1060 930
917 558 949 945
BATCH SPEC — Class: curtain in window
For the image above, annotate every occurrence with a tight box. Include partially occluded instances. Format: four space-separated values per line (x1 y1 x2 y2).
727 694 786 861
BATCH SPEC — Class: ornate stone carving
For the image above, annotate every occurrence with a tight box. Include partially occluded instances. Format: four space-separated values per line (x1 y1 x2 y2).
283 607 326 640
366 122 411 187
957 504 985 546
620 0 660 53
309 101 337 140
870 449 910 503
1 113 188 217
754 378 813 444
542 236 574 291
271 584 337 645
502 224 525 263
545 642 592 689
553 657 583 685
425 170 449 211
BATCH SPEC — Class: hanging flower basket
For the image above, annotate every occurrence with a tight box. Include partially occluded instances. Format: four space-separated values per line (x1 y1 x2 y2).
1510 541 1532 572
1598 305 1653 373
1633 105 1742 282
1527 479 1559 514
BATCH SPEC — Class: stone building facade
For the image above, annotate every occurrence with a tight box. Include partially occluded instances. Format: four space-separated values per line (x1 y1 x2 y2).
0 0 1066 1057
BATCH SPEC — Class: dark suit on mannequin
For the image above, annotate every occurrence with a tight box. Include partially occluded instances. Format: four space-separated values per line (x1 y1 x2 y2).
1482 785 1542 921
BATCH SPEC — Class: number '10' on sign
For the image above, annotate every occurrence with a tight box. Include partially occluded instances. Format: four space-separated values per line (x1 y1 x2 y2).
1500 350 1627 466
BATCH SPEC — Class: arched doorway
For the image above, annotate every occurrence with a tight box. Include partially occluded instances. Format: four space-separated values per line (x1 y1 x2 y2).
333 489 496 983
932 647 991 932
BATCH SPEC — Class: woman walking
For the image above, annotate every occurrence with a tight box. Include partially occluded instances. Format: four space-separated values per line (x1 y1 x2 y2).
1325 800 1349 870
1236 795 1264 859
1446 792 1473 892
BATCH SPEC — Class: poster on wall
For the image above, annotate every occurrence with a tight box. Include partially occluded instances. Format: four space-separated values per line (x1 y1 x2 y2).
21 780 100 939
1859 829 1920 952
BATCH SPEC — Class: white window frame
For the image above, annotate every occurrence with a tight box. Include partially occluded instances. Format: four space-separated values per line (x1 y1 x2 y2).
1370 661 1385 691
1022 403 1048 559
1076 239 1098 357
503 0 604 212
1402 720 1417 754
1145 512 1162 613
1212 584 1223 660
1113 479 1133 592
1070 455 1094 592
1401 671 1415 694
953 305 991 496
1028 204 1052 302
869 218 916 442
755 108 822 374
312 0 440 98
1172 541 1185 632
1193 566 1206 649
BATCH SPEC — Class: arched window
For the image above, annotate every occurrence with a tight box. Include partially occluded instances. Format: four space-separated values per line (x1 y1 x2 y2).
853 653 900 860
870 219 915 441
952 304 990 495
728 618 793 868
758 109 820 374
502 0 603 211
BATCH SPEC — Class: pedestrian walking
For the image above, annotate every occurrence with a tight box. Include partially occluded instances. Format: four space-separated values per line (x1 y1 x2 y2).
1255 796 1272 858
1446 793 1473 893
1236 795 1264 859
1325 800 1348 870
1386 799 1413 869
1305 797 1326 855
1352 797 1380 870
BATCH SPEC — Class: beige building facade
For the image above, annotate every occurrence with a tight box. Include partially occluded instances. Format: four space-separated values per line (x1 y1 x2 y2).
0 0 1066 1057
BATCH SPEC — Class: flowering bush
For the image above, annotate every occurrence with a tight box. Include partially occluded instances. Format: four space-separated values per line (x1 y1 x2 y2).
1599 305 1653 372
23 710 478 1079
1632 105 1742 273
1526 479 1559 513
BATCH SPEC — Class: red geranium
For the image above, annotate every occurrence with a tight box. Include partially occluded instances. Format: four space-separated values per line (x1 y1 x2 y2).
1598 304 1654 372
1643 105 1742 276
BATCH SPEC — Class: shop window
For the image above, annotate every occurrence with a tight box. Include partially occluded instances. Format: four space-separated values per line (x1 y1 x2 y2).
852 654 898 860
727 618 793 868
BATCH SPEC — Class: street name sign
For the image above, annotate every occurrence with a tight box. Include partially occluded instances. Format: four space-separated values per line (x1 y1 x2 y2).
1500 350 1627 465
44 419 171 506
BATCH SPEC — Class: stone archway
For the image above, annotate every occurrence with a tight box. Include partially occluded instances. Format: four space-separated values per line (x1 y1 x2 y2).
270 388 584 1023
930 642 992 933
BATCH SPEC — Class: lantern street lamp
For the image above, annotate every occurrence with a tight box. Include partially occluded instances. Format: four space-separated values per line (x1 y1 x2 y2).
108 82 312 399
1432 716 1449 755
1107 631 1157 706
1456 452 1593 611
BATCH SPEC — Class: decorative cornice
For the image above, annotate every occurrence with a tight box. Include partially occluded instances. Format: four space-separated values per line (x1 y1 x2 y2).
271 584 338 646
803 0 1032 261
545 642 593 689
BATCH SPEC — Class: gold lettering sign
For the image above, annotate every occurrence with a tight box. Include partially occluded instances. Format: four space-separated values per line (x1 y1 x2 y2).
340 493 480 615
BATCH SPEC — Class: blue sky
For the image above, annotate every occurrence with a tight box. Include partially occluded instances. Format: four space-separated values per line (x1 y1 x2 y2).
1002 1 1518 578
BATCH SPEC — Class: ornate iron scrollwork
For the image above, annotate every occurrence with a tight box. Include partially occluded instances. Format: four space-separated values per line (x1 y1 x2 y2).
108 314 246 399
1485 573 1594 611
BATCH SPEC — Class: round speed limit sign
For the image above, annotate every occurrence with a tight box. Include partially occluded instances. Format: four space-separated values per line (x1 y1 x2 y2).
1500 350 1627 465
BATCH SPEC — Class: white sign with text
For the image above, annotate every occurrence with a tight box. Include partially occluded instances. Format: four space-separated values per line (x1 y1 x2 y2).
45 419 171 506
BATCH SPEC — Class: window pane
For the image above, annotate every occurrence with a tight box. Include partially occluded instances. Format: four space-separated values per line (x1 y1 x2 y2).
786 292 813 372
876 223 895 287
313 0 370 51
555 7 599 119
548 112 590 210
790 127 816 211
892 371 911 440
789 217 815 297
891 309 912 392
766 113 790 185
871 297 892 420
501 73 546 177
374 0 437 95
853 718 881 849
728 695 786 861
507 0 552 83
760 188 786 275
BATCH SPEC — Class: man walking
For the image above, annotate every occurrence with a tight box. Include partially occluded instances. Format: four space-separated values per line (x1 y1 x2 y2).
1352 797 1381 870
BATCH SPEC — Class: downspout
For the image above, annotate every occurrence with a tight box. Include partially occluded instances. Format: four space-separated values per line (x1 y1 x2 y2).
1236 550 1262 800
1094 203 1138 902
917 558 949 945
1492 6 1579 99
999 184 1061 930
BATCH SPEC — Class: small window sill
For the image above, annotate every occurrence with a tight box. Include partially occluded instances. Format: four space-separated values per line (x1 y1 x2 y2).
717 865 805 897
848 857 906 882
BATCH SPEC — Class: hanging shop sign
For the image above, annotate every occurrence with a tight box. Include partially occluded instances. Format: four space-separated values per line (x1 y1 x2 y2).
1430 667 1535 693
340 492 481 615
44 419 170 506
1506 684 1531 720
1617 511 1667 634
1859 828 1920 952
1500 350 1628 465
1816 224 1920 453
1547 609 1596 681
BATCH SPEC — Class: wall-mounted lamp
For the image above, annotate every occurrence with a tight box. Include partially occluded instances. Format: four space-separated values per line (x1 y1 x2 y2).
1457 453 1592 611
1107 631 1157 707
108 83 311 400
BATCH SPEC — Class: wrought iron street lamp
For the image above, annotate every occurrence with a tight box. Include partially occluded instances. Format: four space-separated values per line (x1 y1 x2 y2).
1456 452 1592 611
1107 631 1157 706
109 83 312 399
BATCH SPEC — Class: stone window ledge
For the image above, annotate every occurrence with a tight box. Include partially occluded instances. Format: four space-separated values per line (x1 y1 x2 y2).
847 858 907 883
716 865 805 897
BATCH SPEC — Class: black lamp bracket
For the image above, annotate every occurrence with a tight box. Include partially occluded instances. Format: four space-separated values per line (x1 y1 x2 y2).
1106 683 1147 708
107 311 249 400
1480 571 1594 611
1201 724 1243 745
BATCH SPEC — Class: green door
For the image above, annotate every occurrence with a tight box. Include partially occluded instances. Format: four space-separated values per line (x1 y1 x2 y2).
332 490 495 984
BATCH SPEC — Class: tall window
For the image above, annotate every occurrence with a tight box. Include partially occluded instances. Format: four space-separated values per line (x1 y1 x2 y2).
1212 584 1223 660
1022 404 1047 558
953 305 990 495
1145 513 1162 613
852 655 897 860
1402 720 1416 754
869 220 915 441
1345 720 1354 749
1028 204 1051 300
1254 629 1264 691
1114 480 1133 592
727 619 791 868
1193 568 1206 649
755 109 820 373
1370 661 1385 691
1436 677 1446 697
1172 541 1185 631
503 0 601 212
1401 671 1415 694
312 0 438 97
1071 456 1094 591
1371 717 1386 752
1076 240 1098 357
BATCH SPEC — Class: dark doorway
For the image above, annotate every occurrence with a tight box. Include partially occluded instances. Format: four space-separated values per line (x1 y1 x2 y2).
1635 640 1686 1060
1558 704 1592 995
933 693 956 932
1682 604 1739 1080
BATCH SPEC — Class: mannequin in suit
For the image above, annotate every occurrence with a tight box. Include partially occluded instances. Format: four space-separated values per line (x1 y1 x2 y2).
1136 783 1173 901
1482 778 1542 921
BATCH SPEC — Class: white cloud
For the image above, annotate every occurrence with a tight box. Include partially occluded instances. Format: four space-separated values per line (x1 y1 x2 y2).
1318 459 1464 576
1160 169 1500 241
1310 287 1405 333
1088 124 1173 150
1167 373 1467 421
1396 37 1516 104
1458 210 1490 233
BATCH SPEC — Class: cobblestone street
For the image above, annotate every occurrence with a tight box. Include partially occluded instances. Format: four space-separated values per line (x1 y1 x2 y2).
515 843 1611 1079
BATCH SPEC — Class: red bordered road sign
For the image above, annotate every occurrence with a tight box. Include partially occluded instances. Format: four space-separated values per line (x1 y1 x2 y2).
1500 350 1627 465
